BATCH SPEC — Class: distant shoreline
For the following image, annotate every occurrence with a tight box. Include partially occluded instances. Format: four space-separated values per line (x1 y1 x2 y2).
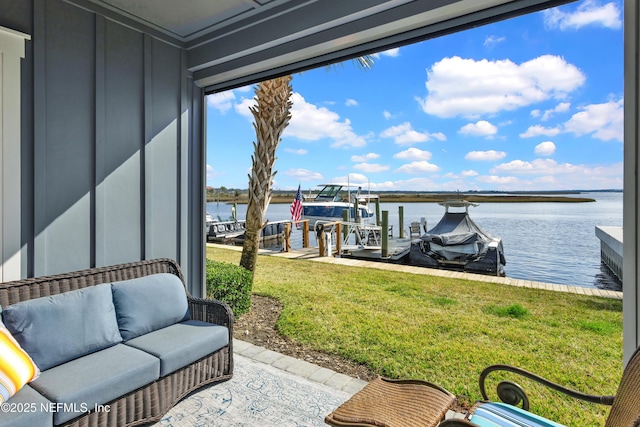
208 192 606 204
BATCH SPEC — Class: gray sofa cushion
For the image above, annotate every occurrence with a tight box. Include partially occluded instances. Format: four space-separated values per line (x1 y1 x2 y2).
30 344 160 425
125 320 229 376
1 283 122 370
111 273 190 341
0 385 53 427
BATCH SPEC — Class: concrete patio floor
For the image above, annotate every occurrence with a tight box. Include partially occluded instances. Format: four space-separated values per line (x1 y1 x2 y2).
233 339 368 395
157 336 465 425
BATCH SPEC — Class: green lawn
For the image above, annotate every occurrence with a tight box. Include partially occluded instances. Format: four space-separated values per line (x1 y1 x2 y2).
208 246 623 426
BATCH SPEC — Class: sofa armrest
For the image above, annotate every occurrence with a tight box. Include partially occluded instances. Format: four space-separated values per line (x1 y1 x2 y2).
188 297 234 331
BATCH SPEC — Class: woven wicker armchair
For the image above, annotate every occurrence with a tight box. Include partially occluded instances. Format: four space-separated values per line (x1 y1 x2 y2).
440 346 640 427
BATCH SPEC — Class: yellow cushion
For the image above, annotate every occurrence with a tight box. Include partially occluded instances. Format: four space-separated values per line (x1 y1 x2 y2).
0 324 40 403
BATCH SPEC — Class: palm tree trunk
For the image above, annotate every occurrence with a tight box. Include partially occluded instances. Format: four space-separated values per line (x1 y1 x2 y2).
240 76 293 275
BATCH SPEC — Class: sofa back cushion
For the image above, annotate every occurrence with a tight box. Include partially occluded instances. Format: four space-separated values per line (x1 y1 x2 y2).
1 284 122 370
111 273 189 341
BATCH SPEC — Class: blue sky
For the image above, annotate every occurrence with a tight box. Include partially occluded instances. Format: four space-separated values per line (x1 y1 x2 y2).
206 0 623 192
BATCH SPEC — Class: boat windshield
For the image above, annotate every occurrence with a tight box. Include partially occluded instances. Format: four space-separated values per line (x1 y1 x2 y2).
303 205 372 219
315 185 343 201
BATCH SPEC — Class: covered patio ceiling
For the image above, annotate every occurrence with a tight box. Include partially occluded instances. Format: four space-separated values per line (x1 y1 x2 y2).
81 0 576 90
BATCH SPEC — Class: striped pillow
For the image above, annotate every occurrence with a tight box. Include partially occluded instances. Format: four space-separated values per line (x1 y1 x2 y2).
0 324 40 403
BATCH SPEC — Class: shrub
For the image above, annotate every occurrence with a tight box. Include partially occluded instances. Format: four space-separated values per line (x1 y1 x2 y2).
205 259 252 316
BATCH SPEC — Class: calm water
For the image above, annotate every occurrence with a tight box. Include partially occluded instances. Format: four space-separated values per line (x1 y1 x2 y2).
207 192 623 290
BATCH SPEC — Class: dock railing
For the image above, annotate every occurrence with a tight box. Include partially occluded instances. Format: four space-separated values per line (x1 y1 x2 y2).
312 215 393 258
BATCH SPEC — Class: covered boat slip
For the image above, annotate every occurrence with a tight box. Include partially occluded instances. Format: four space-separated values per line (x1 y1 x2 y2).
409 201 506 276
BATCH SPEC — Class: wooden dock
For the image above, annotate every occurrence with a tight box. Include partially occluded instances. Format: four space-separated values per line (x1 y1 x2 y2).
208 243 622 300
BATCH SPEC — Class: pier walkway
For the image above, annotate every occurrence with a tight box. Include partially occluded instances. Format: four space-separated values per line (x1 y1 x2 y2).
209 243 622 300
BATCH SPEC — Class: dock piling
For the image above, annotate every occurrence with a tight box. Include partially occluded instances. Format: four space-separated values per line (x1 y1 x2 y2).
382 211 389 258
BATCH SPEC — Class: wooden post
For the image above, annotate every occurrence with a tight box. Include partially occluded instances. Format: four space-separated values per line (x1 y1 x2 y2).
399 206 404 239
302 220 309 248
335 223 342 255
382 211 389 258
342 210 349 242
284 222 291 252
353 199 359 223
318 228 326 257
375 198 381 226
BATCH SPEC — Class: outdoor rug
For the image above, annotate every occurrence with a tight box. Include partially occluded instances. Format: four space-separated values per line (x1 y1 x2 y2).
157 354 352 426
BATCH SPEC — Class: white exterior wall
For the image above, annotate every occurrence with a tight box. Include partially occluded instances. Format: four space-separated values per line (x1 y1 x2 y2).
0 26 30 281
624 0 639 363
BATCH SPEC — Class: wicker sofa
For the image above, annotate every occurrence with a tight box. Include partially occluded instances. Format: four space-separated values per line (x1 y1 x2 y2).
0 258 234 427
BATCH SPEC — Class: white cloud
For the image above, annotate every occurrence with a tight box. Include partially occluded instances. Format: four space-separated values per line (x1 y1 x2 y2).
563 98 623 142
373 48 400 58
484 35 505 47
459 120 498 137
535 141 557 156
331 173 371 186
417 55 585 118
443 169 479 179
486 159 623 189
492 158 583 175
351 153 380 162
234 97 255 118
206 164 218 182
380 122 445 145
393 147 433 161
519 124 562 138
544 1 622 31
539 102 571 121
465 150 507 161
476 175 521 185
353 163 390 173
284 168 323 181
284 92 367 148
345 99 358 107
531 109 541 118
336 177 437 191
284 148 308 155
395 161 440 174
383 111 393 119
207 91 236 113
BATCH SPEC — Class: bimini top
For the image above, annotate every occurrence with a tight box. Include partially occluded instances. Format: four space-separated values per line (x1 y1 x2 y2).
437 199 479 212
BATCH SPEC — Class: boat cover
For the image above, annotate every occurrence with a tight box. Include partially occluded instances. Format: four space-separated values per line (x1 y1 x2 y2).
423 212 497 247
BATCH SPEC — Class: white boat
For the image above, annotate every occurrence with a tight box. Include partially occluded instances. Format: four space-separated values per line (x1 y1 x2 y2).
408 200 506 276
205 212 217 233
302 184 376 227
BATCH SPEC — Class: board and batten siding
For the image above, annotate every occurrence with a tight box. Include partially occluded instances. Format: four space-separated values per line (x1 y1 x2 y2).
3 0 204 294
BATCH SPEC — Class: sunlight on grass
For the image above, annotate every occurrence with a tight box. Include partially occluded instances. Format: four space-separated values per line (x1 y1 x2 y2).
207 246 623 426
484 303 529 319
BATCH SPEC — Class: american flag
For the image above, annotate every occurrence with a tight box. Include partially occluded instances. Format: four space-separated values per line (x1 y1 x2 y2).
290 184 303 223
